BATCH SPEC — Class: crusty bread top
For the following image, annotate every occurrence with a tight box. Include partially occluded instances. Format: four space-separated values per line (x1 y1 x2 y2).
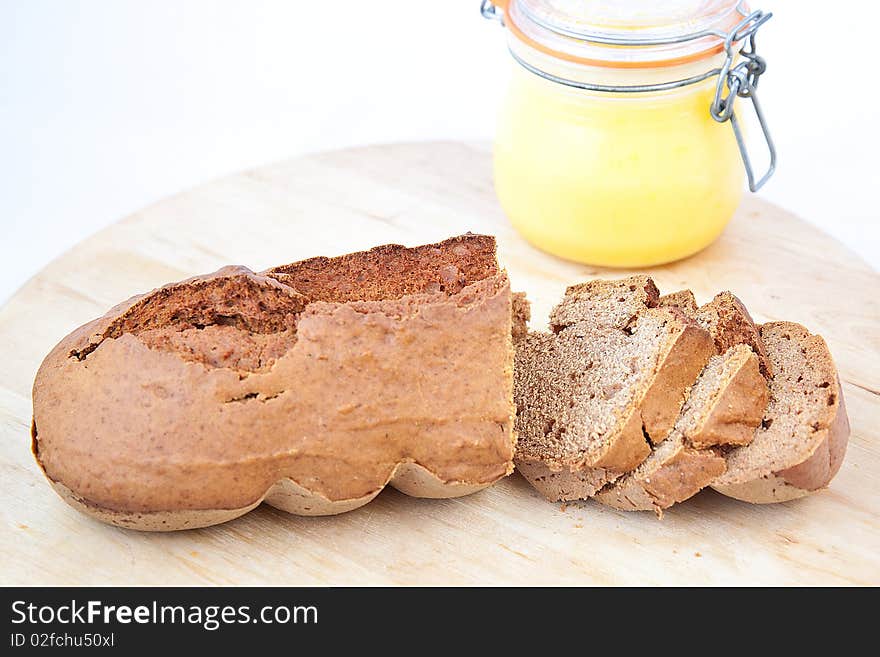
714 322 843 485
61 235 499 374
32 234 516 513
268 233 499 302
65 267 306 370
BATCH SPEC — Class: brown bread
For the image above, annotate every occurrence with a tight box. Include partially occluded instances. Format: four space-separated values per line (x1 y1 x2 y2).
32 235 517 530
712 322 849 503
659 290 698 316
696 291 773 378
514 277 714 501
594 290 771 513
595 345 767 513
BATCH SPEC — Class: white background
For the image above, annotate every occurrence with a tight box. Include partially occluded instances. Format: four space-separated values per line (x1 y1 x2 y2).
2 0 878 305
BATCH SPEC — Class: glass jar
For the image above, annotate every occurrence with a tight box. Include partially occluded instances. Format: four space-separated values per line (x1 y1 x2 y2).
482 0 775 267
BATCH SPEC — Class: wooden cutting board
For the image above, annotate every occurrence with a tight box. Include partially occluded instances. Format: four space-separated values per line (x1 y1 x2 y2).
2 141 878 585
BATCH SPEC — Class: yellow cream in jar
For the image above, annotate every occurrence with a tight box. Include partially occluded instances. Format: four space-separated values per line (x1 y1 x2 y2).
485 0 769 267
494 65 744 266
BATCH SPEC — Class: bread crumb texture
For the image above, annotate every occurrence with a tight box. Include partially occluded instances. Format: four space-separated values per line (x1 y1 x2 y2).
514 276 714 501
516 280 847 512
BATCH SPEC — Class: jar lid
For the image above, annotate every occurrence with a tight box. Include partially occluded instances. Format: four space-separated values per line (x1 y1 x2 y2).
498 0 748 68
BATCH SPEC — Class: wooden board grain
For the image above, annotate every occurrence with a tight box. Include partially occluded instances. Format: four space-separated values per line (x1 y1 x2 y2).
1 141 878 585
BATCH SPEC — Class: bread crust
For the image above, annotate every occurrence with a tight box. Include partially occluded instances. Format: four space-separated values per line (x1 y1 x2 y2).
637 317 715 446
658 290 698 317
595 446 725 513
514 460 615 503
49 462 493 531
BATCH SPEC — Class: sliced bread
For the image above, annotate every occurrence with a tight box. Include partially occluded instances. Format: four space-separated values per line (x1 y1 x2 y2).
712 322 850 503
652 289 771 450
594 290 771 512
514 276 714 501
595 344 767 512
696 291 773 378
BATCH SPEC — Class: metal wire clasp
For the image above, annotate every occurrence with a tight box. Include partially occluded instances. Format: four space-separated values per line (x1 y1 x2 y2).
711 9 776 192
481 0 503 22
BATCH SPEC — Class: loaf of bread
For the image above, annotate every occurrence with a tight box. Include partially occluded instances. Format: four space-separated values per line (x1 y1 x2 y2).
33 244 848 528
513 276 714 501
514 277 849 512
32 235 517 530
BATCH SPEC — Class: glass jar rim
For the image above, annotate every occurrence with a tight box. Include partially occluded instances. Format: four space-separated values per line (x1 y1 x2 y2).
496 0 750 69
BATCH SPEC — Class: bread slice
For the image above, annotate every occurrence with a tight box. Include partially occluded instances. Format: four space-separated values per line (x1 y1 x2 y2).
695 291 773 378
659 290 698 316
32 234 517 530
514 276 715 501
511 291 531 339
595 345 767 513
592 436 726 514
663 289 772 376
652 290 771 450
680 345 769 450
712 322 850 503
548 276 661 334
595 290 771 513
